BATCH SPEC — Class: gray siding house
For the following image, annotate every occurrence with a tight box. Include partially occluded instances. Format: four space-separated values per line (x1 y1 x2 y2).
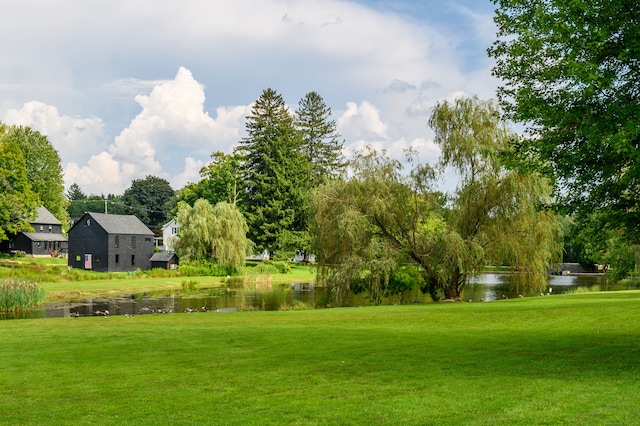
1 206 68 256
68 212 155 272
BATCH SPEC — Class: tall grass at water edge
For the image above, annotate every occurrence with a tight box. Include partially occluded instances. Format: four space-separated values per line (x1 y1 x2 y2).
0 278 46 312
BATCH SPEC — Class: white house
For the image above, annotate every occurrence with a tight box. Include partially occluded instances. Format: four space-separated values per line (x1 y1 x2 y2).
161 219 179 252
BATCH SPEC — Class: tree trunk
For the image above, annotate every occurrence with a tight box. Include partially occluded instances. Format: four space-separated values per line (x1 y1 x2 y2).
443 268 464 300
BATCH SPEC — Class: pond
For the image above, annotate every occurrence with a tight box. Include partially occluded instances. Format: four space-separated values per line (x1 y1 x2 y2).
2 273 639 320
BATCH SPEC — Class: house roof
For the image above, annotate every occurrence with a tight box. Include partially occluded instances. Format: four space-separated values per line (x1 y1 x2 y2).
162 218 177 230
21 232 68 242
150 252 178 262
30 206 61 226
74 212 154 236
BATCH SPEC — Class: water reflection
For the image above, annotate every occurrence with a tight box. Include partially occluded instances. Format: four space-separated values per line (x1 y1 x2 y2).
2 273 638 320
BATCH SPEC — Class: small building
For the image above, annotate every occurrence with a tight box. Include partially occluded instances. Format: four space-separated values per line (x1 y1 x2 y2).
161 218 179 252
1 206 68 257
150 252 179 270
68 212 155 272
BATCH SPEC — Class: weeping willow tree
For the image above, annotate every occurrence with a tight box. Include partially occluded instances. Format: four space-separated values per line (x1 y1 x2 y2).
311 96 562 301
174 199 254 271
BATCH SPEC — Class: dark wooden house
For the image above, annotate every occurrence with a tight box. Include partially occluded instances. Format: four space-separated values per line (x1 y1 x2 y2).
1 206 68 256
150 252 179 270
68 212 155 272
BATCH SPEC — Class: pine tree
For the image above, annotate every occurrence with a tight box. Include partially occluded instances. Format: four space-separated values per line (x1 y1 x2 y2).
236 88 309 256
295 91 346 186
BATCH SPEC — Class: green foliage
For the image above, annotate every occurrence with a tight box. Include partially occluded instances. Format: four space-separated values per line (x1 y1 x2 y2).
261 260 291 274
0 278 46 312
175 199 253 270
252 262 280 275
0 130 39 241
1 125 69 230
295 91 346 186
181 279 198 291
312 97 562 302
178 152 245 212
236 88 310 255
121 175 176 228
489 0 640 242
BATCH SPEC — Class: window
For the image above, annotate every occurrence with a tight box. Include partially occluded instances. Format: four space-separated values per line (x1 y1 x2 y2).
132 236 136 248
115 254 119 265
48 225 52 232
86 219 91 226
76 255 81 262
131 255 135 266
115 235 119 248
39 225 44 232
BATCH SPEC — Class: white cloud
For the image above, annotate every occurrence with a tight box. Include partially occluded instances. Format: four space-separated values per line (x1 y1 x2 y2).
62 67 249 195
3 101 107 164
338 101 388 142
0 0 499 195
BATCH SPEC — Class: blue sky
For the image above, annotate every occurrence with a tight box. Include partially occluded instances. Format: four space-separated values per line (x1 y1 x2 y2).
0 0 499 195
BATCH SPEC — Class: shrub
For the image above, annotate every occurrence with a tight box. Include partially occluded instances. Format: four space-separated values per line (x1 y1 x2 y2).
0 278 46 312
181 279 198 291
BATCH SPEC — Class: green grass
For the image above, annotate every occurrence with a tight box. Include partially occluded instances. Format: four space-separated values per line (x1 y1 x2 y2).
1 291 639 424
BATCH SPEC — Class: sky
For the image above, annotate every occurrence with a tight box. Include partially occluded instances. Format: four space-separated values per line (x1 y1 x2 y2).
1 0 499 195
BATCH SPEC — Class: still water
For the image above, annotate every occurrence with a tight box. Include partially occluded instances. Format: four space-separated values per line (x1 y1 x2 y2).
3 273 639 320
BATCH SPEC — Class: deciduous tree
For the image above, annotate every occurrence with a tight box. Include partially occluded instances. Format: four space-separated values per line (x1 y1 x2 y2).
174 199 253 270
489 0 640 241
121 175 176 228
179 152 244 208
312 97 562 302
0 135 39 241
2 125 68 229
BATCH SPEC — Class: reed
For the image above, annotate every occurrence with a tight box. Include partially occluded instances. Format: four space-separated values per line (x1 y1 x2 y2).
0 278 46 312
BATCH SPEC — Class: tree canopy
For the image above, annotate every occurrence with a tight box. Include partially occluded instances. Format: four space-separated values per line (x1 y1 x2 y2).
174 199 253 270
295 91 346 186
312 97 562 302
489 0 640 241
121 175 176 228
1 124 68 229
0 133 39 241
235 88 309 257
178 152 244 208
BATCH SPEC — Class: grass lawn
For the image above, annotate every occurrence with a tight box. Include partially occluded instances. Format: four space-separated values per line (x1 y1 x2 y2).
1 291 639 425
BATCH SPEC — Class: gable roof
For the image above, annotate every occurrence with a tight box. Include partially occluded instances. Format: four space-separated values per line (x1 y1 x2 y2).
150 252 179 262
162 218 177 230
73 212 154 236
30 206 61 226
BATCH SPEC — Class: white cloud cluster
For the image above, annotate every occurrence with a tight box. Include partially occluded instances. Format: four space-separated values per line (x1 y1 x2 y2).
3 101 107 165
63 67 248 194
0 0 499 195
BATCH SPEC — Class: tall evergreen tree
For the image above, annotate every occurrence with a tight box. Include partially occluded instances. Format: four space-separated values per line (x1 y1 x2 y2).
295 92 346 186
235 88 309 256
